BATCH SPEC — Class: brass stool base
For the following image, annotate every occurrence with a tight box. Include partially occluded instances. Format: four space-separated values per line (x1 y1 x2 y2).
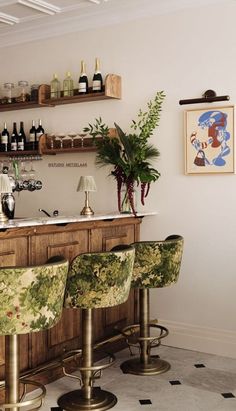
120 356 170 376
58 387 117 411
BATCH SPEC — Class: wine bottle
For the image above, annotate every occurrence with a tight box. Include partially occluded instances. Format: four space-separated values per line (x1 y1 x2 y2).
11 122 18 151
92 58 103 92
1 122 9 152
50 73 61 99
29 120 36 150
78 61 88 94
36 119 45 148
18 121 26 151
63 71 74 97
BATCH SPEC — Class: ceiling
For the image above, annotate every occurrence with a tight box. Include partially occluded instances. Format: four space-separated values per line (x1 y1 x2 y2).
0 0 231 48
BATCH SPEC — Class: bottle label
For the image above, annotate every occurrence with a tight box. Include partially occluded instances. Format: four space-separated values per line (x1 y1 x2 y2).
92 80 102 91
11 142 17 151
36 131 43 142
29 133 35 142
79 82 87 93
1 135 8 144
18 141 24 150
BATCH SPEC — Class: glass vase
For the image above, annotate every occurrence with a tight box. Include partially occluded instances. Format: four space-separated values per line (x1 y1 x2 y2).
120 186 136 214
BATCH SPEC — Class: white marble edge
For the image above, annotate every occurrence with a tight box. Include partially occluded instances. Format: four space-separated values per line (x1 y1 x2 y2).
0 211 157 230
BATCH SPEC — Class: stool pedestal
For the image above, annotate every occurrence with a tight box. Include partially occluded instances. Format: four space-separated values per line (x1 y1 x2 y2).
120 289 170 376
58 309 117 411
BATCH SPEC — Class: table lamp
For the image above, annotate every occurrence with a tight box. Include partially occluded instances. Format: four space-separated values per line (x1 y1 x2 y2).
0 174 12 223
77 175 97 216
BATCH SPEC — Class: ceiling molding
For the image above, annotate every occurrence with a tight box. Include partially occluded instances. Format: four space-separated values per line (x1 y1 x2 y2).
18 0 61 15
0 0 231 49
0 12 19 25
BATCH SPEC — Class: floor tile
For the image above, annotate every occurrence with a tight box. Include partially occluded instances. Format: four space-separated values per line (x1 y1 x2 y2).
38 346 236 411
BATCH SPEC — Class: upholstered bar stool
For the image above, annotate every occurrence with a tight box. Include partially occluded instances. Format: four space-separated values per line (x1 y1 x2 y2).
0 256 69 411
57 246 135 411
120 235 184 376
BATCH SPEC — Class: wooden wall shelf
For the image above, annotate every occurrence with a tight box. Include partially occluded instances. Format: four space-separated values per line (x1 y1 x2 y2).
42 74 121 106
0 101 42 112
0 149 39 158
0 74 121 113
38 134 101 155
0 84 51 112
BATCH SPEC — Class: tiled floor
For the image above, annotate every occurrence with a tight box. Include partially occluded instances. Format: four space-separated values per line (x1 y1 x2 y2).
39 346 236 411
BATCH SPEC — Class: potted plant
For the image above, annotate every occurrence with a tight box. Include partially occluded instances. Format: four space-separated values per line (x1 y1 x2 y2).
84 91 165 215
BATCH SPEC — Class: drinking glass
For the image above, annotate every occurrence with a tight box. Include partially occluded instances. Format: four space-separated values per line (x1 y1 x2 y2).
78 133 86 148
58 133 65 149
68 132 77 148
49 134 56 149
29 159 36 179
20 161 29 179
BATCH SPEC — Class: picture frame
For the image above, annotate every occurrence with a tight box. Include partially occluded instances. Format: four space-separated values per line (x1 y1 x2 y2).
184 105 235 174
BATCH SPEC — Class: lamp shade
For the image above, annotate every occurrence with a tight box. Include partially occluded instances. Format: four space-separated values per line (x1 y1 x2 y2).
0 174 12 194
77 176 97 192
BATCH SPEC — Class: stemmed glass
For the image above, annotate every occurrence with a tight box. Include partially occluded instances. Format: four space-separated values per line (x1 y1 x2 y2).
68 132 77 148
49 134 56 149
29 159 36 179
78 132 87 148
20 161 29 179
58 133 66 149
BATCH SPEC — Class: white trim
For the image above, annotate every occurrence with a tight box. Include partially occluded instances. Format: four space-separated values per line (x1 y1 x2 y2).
0 17 14 24
160 319 236 359
0 12 19 24
18 0 61 15
0 0 229 49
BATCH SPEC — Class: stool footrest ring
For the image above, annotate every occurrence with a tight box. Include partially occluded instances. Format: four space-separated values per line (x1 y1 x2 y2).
121 323 169 352
62 350 116 384
0 379 46 410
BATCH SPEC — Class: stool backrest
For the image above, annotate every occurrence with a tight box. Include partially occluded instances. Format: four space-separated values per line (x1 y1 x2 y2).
131 235 184 288
0 256 69 335
64 246 135 309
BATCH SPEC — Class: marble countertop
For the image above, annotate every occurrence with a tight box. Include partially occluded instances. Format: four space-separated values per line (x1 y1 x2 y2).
0 211 157 230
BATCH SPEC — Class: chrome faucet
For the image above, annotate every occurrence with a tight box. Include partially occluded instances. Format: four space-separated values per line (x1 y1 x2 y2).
38 209 59 217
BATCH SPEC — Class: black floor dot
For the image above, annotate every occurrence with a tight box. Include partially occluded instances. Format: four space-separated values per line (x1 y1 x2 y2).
169 380 182 385
139 399 152 405
221 393 235 399
51 408 63 411
194 364 206 368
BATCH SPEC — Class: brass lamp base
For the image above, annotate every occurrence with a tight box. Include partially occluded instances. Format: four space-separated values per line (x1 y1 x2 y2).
120 357 170 376
58 387 117 411
80 206 94 216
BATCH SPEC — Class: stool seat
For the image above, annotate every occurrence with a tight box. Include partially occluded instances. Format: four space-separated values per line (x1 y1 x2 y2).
57 246 135 411
120 235 184 376
0 256 69 411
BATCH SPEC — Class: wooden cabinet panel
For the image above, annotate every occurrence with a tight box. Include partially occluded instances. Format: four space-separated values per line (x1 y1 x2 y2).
0 237 28 267
90 223 135 252
30 229 89 264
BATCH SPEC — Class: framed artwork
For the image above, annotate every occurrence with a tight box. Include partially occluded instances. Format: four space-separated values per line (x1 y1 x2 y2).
185 105 235 174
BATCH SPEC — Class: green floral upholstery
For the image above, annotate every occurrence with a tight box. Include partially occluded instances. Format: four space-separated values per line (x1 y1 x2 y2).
64 247 135 309
131 236 184 288
0 258 69 335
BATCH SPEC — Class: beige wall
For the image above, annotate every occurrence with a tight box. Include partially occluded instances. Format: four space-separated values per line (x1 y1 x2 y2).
1 3 236 357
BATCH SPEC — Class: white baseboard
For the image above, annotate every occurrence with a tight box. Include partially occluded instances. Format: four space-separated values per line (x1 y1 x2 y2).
159 319 236 359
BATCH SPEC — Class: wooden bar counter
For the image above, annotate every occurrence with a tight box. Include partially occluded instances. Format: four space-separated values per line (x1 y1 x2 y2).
0 212 153 385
